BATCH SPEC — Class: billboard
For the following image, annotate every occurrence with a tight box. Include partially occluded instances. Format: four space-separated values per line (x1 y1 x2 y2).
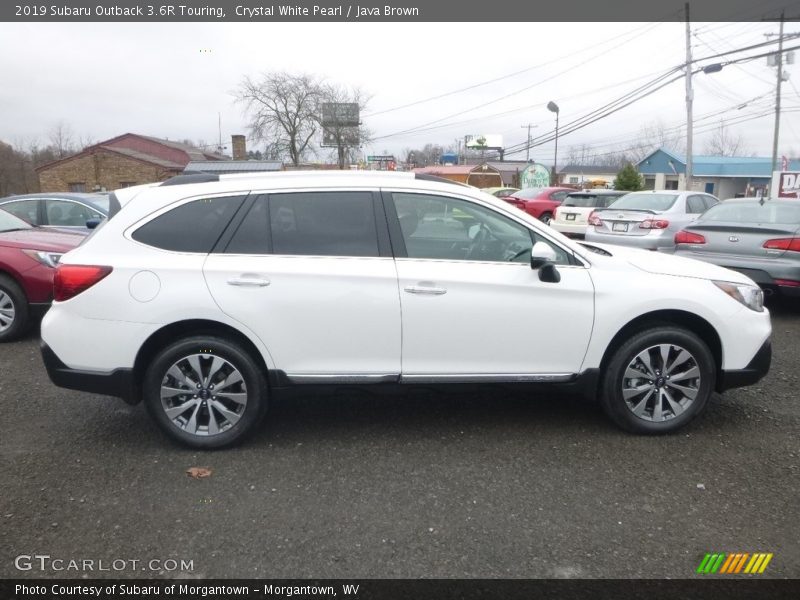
776 172 800 198
465 134 503 149
321 103 360 127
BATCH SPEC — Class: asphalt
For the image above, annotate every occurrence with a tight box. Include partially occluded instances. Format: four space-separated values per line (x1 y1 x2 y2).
1 299 798 580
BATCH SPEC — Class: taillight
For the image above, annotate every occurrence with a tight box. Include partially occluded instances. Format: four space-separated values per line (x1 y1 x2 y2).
639 219 670 230
775 278 800 287
54 265 113 302
588 211 603 226
674 230 706 244
763 237 800 252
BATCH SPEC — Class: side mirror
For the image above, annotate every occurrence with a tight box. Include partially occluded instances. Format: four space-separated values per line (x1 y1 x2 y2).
530 241 557 269
86 218 101 230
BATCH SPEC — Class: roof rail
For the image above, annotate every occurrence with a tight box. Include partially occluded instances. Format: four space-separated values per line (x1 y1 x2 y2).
414 173 471 187
160 173 220 186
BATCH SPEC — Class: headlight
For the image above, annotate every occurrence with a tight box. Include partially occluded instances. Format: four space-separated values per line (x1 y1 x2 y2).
713 281 764 312
22 249 63 269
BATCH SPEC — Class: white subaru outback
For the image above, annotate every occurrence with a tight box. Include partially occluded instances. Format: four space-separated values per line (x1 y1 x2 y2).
41 172 771 448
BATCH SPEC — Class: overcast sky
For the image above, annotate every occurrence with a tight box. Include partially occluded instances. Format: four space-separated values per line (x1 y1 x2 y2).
1 13 799 164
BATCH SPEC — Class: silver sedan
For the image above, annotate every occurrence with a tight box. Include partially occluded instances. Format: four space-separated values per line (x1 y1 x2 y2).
673 197 800 298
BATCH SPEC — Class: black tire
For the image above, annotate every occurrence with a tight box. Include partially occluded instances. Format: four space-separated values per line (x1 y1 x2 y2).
539 212 553 225
600 326 716 434
143 336 268 449
0 274 30 343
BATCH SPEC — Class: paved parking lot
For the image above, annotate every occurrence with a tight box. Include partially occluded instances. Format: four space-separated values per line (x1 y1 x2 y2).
2 299 799 579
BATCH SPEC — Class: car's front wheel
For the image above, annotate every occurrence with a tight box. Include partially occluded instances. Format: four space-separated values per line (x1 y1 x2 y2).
143 336 268 448
0 275 29 343
600 326 716 434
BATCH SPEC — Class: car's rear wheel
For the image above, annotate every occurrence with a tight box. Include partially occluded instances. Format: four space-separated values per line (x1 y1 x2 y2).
600 326 715 434
143 336 267 449
539 212 553 225
0 275 29 343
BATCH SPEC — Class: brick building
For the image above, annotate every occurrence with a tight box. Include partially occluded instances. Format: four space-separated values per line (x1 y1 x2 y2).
36 133 227 193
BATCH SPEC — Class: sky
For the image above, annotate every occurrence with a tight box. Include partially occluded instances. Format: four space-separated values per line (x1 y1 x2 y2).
1 11 799 165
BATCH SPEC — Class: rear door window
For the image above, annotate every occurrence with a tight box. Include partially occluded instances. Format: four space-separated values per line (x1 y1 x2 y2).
687 195 707 214
132 195 246 252
1 199 39 224
269 191 380 257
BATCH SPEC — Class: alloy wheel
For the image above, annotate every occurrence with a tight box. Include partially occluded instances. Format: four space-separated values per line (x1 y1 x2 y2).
621 343 701 422
0 290 15 333
159 353 248 436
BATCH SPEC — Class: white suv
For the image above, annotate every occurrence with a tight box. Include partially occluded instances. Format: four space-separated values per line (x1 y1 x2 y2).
41 172 771 448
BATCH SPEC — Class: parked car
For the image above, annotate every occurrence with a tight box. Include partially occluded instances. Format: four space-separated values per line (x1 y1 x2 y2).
673 197 800 298
41 171 770 448
501 187 575 224
0 193 109 233
551 190 627 238
481 186 520 198
0 209 83 341
585 190 719 250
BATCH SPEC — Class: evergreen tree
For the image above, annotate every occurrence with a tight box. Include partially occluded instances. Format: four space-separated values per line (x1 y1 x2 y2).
613 163 644 191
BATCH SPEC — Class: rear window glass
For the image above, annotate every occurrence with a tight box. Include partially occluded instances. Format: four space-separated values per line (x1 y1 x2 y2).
270 192 379 257
512 188 545 199
609 193 678 211
701 201 800 225
132 195 245 252
562 194 615 208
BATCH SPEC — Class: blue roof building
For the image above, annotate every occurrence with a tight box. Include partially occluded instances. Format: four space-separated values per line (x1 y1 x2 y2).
636 148 799 198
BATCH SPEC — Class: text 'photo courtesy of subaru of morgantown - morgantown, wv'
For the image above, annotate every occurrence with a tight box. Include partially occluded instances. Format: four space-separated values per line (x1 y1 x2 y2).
36 171 772 449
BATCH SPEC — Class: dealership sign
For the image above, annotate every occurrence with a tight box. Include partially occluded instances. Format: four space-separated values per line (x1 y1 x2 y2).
520 163 551 188
777 172 800 198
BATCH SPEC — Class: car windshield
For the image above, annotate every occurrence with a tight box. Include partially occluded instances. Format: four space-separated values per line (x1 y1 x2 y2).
0 208 33 232
609 193 679 211
512 188 545 199
89 196 110 212
701 201 800 225
562 194 607 208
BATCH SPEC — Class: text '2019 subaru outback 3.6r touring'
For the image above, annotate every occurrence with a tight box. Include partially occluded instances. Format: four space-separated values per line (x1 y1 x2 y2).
41 172 771 448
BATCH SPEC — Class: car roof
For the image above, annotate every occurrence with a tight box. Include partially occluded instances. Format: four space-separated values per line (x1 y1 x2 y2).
567 190 625 196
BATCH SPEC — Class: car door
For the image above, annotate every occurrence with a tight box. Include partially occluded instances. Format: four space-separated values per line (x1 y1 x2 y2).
385 190 595 379
203 191 401 381
44 199 99 230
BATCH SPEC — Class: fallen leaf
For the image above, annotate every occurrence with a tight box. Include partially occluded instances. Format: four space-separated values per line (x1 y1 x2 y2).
186 467 213 479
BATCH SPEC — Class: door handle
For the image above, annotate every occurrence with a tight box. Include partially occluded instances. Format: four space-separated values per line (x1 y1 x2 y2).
227 277 271 287
404 285 447 295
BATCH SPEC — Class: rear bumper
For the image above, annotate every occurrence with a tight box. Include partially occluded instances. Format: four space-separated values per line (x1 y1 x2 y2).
551 221 588 237
716 339 772 392
585 229 672 250
41 341 138 404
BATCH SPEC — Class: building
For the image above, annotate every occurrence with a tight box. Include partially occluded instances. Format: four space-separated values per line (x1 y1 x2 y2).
36 133 227 193
412 164 503 188
556 164 619 188
636 148 800 197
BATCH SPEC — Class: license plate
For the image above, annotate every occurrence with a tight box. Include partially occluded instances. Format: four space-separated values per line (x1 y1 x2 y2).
612 222 628 232
565 213 576 221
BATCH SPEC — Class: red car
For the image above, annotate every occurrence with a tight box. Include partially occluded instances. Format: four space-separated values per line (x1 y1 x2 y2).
0 209 83 342
500 187 575 224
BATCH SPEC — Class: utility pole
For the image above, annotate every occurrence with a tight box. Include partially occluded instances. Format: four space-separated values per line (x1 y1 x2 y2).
520 124 537 162
685 2 693 191
771 11 786 175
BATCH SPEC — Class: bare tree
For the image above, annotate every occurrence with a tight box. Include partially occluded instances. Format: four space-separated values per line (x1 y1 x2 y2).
320 83 372 169
624 119 686 164
48 121 75 159
237 72 323 166
702 120 750 157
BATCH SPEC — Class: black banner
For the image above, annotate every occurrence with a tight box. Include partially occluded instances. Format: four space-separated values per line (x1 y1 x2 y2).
1 0 797 23
2 579 800 600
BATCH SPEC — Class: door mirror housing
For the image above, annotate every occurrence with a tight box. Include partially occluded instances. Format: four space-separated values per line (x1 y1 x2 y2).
86 218 101 230
530 241 557 269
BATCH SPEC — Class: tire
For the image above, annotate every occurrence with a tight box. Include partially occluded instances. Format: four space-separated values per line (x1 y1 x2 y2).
0 275 30 343
143 336 268 449
600 326 716 434
539 212 553 225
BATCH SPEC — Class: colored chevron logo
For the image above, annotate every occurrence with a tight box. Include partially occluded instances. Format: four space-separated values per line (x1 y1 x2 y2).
696 552 773 574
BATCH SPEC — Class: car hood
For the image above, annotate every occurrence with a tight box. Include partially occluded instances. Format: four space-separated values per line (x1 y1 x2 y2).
583 242 755 285
0 228 84 252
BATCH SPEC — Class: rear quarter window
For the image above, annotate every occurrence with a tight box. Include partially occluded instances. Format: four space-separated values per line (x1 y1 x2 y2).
132 195 246 252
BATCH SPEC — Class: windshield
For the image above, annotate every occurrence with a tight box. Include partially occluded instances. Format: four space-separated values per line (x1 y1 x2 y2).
89 196 111 212
563 194 615 208
0 208 33 232
512 188 545 199
609 193 678 211
701 201 800 225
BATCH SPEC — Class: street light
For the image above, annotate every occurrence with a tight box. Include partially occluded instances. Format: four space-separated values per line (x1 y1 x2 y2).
547 101 560 186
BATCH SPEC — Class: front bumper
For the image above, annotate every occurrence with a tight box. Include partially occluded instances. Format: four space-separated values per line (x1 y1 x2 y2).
41 342 137 404
716 338 772 392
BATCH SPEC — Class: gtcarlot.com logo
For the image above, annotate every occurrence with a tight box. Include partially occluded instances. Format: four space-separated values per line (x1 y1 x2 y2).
14 554 194 572
696 552 773 574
